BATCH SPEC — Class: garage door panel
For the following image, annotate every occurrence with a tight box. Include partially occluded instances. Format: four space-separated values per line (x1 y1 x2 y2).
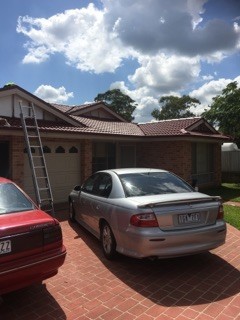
24 143 81 204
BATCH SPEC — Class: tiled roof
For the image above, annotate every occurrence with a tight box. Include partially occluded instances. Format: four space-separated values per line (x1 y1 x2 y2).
138 118 202 136
0 116 230 141
138 117 229 139
0 84 230 140
71 116 143 135
51 102 105 114
0 117 143 136
51 103 83 114
51 102 127 122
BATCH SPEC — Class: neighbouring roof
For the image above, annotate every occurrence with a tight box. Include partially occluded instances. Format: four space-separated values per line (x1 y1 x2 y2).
222 143 240 151
52 101 127 122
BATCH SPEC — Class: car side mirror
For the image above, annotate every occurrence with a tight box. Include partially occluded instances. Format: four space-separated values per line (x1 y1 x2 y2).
73 185 81 192
191 179 198 191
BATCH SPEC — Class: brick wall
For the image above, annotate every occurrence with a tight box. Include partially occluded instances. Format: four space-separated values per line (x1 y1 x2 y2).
12 136 25 187
81 139 92 181
136 140 192 184
136 140 222 187
213 143 222 186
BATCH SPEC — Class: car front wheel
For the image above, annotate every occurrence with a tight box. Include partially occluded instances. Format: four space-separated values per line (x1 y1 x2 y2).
100 222 116 260
69 200 76 222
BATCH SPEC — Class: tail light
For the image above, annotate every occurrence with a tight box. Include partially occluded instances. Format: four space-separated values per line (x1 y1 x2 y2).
43 220 63 245
217 203 224 220
130 213 159 227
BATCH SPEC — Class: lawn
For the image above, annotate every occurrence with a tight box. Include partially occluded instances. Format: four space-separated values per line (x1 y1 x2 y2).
204 183 240 230
223 205 240 230
205 183 240 202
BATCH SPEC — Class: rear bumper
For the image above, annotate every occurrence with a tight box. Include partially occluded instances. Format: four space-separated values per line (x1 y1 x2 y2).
116 221 227 259
0 246 66 295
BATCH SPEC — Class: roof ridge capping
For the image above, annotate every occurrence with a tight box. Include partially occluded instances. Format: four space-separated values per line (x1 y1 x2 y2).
138 116 201 125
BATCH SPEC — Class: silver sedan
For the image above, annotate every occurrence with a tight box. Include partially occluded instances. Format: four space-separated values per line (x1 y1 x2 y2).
68 168 226 260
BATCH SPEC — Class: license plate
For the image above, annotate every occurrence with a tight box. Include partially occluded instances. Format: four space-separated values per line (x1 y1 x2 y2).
178 212 200 224
0 240 11 254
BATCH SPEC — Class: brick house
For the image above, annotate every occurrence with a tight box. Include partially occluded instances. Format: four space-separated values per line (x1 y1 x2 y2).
0 84 230 205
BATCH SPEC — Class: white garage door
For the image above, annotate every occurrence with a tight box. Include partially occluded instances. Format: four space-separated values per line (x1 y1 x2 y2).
24 141 81 204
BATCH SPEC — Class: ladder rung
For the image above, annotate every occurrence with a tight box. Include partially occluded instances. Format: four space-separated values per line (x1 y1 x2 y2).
39 188 51 191
34 166 45 169
40 198 52 202
21 105 32 109
29 145 41 148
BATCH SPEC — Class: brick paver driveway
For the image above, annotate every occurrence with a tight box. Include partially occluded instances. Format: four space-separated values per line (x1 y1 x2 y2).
1 210 240 320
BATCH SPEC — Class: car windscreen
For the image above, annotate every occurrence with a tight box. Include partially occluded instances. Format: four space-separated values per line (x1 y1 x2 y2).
0 183 35 214
119 172 194 197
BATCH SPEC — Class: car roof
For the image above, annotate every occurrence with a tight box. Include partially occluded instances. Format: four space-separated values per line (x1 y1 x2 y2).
0 177 12 183
99 168 168 175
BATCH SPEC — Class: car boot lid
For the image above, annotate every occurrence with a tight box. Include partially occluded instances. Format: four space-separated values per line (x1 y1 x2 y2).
127 192 221 208
0 209 56 237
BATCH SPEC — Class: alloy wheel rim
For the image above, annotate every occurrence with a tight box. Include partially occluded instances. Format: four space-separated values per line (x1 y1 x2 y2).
103 226 112 253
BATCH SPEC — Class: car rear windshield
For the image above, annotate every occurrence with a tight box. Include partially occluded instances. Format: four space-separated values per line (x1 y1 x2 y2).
119 172 194 197
0 183 35 214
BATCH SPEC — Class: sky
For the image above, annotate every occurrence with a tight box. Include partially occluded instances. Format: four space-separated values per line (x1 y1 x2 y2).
1 0 240 123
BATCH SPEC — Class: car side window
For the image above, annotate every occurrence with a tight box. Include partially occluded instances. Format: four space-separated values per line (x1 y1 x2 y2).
81 174 99 194
0 183 34 214
97 174 112 198
82 173 112 198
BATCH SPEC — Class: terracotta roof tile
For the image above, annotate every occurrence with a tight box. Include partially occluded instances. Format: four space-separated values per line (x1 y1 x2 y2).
138 118 202 136
51 102 103 114
71 116 143 135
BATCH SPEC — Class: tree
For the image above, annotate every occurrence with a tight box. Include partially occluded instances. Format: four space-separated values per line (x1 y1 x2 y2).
94 89 137 122
151 95 200 120
203 81 240 146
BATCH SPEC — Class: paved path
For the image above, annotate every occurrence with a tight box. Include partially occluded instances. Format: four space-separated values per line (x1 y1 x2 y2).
1 211 240 320
225 201 240 207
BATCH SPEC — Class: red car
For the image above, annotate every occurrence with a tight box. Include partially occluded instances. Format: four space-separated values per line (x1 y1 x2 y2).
0 177 66 295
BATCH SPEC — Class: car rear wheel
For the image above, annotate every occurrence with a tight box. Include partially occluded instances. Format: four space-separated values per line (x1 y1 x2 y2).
100 222 116 260
69 200 76 222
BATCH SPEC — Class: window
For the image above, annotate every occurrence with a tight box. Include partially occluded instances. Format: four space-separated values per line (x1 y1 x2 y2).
82 173 112 198
43 146 51 153
120 145 136 168
55 146 65 153
24 147 35 153
119 172 193 197
92 142 116 173
0 183 34 214
69 146 78 153
192 143 214 185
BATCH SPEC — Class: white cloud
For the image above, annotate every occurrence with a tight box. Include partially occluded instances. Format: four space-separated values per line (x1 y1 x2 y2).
103 0 240 56
129 54 201 94
17 1 240 73
16 0 240 122
34 85 73 103
110 81 161 123
190 75 240 114
202 74 214 81
17 4 131 73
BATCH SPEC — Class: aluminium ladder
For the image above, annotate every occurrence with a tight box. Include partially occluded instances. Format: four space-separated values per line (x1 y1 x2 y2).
19 101 54 216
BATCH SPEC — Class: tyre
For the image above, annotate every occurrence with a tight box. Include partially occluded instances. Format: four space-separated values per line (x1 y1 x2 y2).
69 200 76 222
100 222 116 260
